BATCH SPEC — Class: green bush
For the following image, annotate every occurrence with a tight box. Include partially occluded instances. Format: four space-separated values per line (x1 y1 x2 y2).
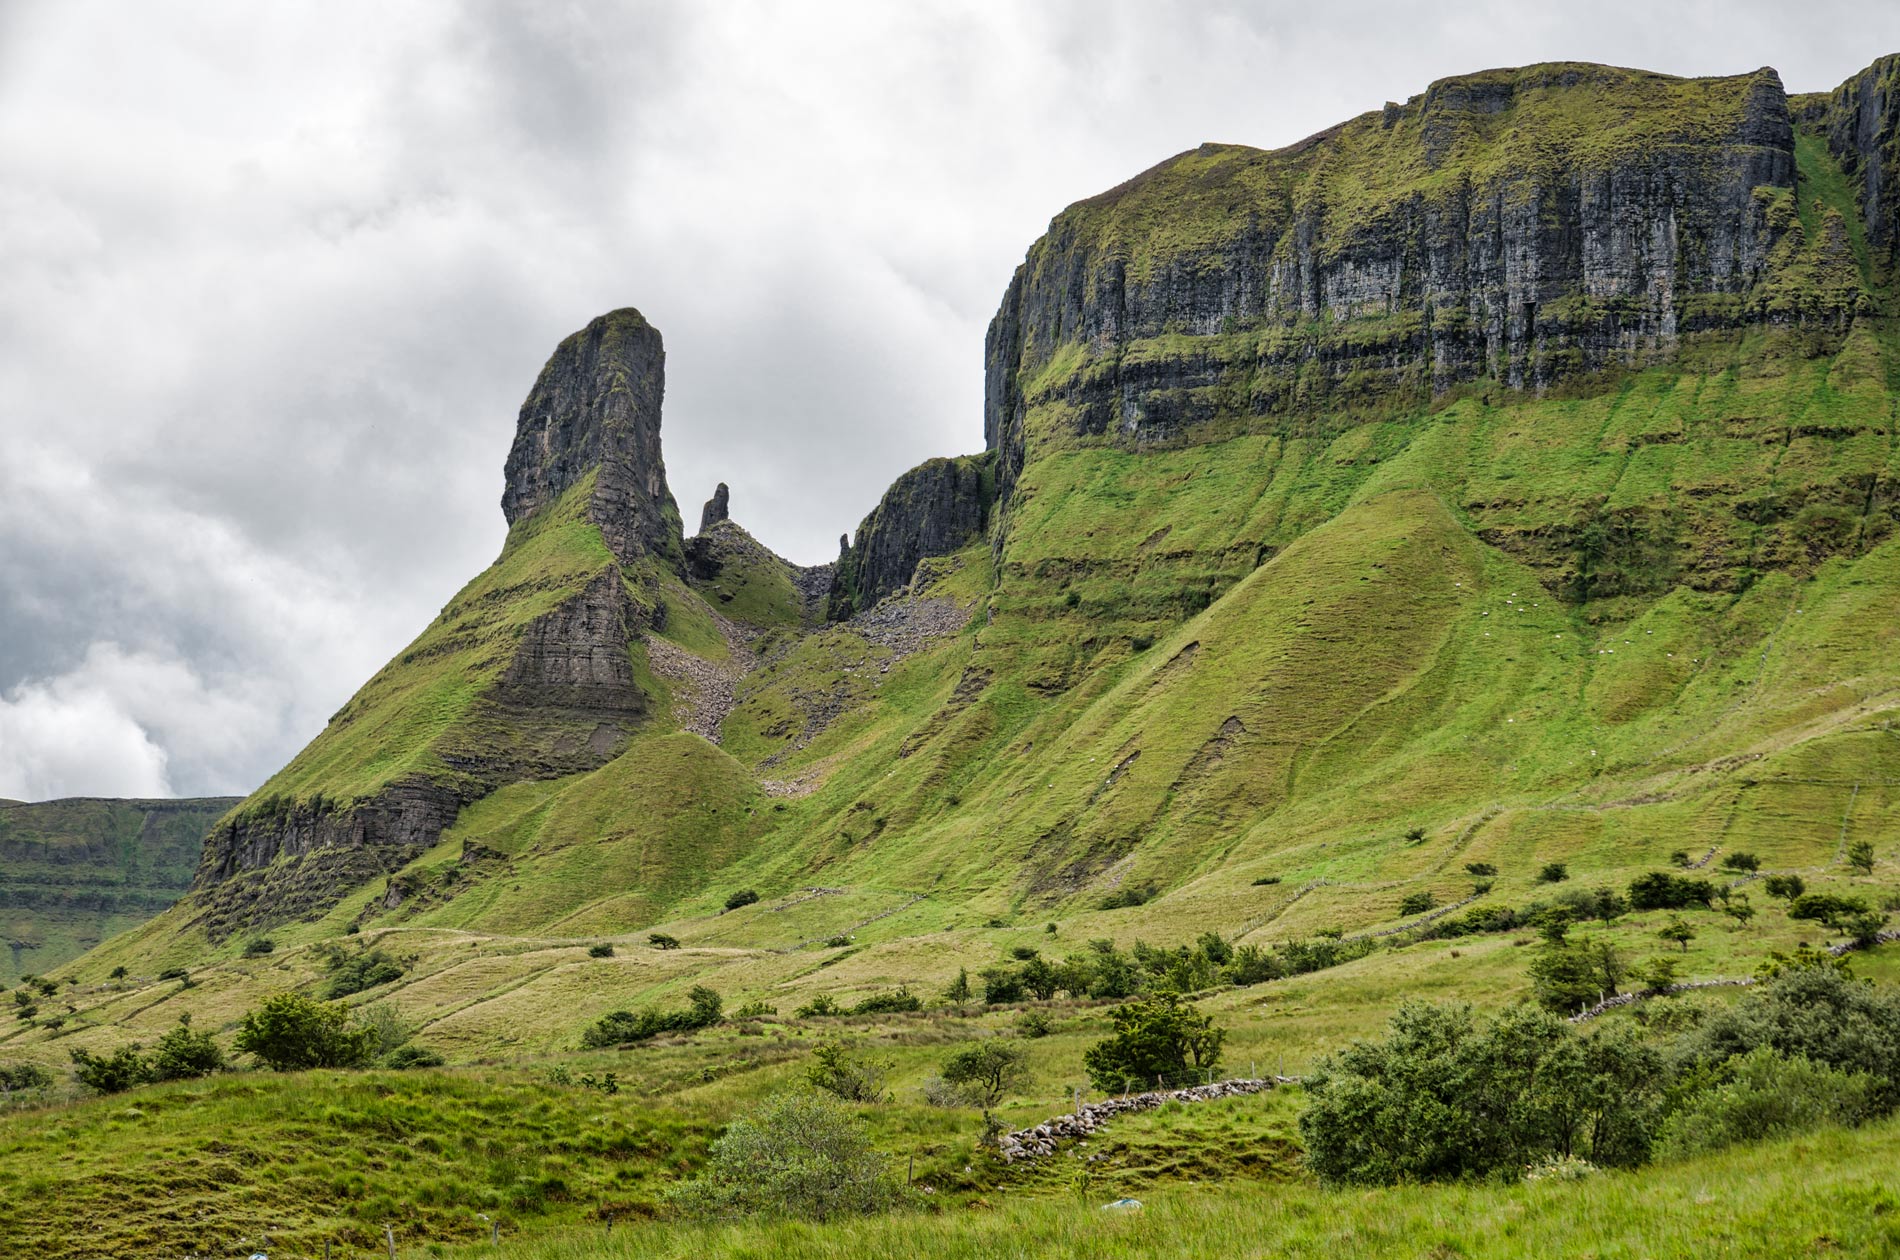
794 994 842 1019
1098 883 1158 910
233 994 377 1070
980 967 1026 1005
1016 1009 1052 1038
1528 937 1625 1013
384 1045 446 1070
1300 1002 1661 1184
243 938 276 957
1082 992 1225 1092
667 1092 907 1220
70 1045 151 1094
0 1062 52 1095
581 986 722 1048
805 1039 890 1103
649 933 681 950
1008 945 1039 961
1399 892 1436 917
321 948 406 999
1763 874 1806 901
1788 893 1870 928
148 1017 225 1081
850 988 922 1015
1538 863 1569 884
588 943 615 958
1465 863 1498 877
1719 852 1760 873
1629 872 1717 910
1252 874 1282 886
1656 1047 1878 1158
724 889 761 912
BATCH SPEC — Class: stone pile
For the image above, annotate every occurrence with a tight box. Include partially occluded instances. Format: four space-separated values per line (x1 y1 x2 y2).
997 1077 1292 1162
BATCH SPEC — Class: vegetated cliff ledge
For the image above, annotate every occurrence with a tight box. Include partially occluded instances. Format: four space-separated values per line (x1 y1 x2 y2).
983 58 1899 516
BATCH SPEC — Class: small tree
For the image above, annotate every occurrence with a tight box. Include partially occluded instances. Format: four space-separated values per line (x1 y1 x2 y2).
1722 896 1757 931
108 966 128 982
724 889 761 912
1399 892 1436 917
1719 852 1760 873
1082 992 1225 1091
941 1041 1030 1114
1659 917 1696 953
1669 849 1691 868
942 967 971 1004
233 993 376 1071
1465 862 1498 877
588 943 615 958
1846 840 1875 876
1763 874 1806 902
0 1062 52 1097
649 933 681 950
667 1092 906 1221
1538 863 1569 884
149 1015 225 1081
1632 955 1678 993
71 1044 150 1094
806 1039 890 1103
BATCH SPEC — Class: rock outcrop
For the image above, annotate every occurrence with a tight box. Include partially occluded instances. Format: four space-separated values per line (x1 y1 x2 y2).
502 308 684 567
699 482 730 533
829 453 992 616
1808 53 1900 265
984 62 1874 513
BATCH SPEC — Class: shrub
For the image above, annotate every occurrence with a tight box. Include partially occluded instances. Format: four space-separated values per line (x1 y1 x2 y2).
1847 840 1875 875
649 933 681 950
941 1041 1030 1112
1629 872 1717 910
157 967 189 983
1018 956 1062 1000
1008 945 1039 962
1633 956 1679 992
1788 893 1870 929
724 889 761 912
1670 849 1691 868
148 1016 225 1081
108 965 127 981
943 968 971 1003
794 994 842 1019
1719 852 1760 873
1098 883 1157 911
384 1045 446 1070
980 967 1026 1006
1528 936 1624 1013
582 986 722 1048
0 1062 52 1096
1537 863 1569 884
732 999 777 1019
1405 827 1428 843
234 994 377 1071
588 943 615 958
353 1002 413 1058
824 935 852 949
1082 992 1225 1092
1658 917 1696 952
1399 892 1436 917
667 1092 907 1221
1557 887 1629 924
322 948 406 999
920 1075 970 1107
850 988 922 1016
1252 875 1282 886
243 938 276 957
1016 1009 1052 1038
805 1039 890 1103
70 1044 151 1094
1299 1002 1661 1184
1763 874 1806 901
1670 964 1900 1110
1465 863 1497 877
1656 1047 1878 1159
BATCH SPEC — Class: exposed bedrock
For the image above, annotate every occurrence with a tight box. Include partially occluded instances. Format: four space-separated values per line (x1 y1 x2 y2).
830 453 994 616
502 307 685 567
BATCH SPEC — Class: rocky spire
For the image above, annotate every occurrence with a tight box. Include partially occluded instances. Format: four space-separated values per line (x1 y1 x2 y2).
501 308 684 567
699 482 730 533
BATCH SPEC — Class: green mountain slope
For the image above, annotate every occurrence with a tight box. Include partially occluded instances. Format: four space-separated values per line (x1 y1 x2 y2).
22 53 1900 1073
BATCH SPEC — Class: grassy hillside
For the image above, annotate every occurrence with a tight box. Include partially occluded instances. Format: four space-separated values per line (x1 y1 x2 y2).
0 797 237 983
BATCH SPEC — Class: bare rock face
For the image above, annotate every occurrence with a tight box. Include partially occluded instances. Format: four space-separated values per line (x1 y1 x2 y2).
983 63 1849 512
1809 53 1900 265
699 482 730 533
502 308 684 567
830 454 993 616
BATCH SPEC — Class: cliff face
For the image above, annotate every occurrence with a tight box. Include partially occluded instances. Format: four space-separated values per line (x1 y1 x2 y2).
502 309 684 568
1810 53 1900 265
830 454 993 616
984 63 1879 514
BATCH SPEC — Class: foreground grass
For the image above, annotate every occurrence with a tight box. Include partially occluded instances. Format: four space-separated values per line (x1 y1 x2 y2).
459 1118 1900 1260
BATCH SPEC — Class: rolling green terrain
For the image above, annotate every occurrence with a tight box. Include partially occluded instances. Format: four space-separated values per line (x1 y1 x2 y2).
0 796 238 983
6 52 1900 1260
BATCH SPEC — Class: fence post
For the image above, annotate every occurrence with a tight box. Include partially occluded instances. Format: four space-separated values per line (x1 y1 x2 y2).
492 1220 500 1246
385 1224 396 1260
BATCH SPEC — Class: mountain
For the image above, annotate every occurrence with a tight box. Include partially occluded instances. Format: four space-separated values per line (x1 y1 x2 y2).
0 797 238 981
46 54 1900 1044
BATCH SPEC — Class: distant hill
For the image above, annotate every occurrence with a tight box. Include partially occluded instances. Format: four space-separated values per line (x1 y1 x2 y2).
0 797 237 981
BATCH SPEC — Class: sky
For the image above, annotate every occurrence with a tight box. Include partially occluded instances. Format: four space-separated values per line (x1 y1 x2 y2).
4 0 1899 802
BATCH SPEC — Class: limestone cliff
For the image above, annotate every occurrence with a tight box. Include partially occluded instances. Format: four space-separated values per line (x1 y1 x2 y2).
984 62 1883 516
829 453 993 616
502 308 684 568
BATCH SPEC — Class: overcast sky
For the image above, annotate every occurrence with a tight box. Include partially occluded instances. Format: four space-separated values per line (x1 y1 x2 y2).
4 1 1898 802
